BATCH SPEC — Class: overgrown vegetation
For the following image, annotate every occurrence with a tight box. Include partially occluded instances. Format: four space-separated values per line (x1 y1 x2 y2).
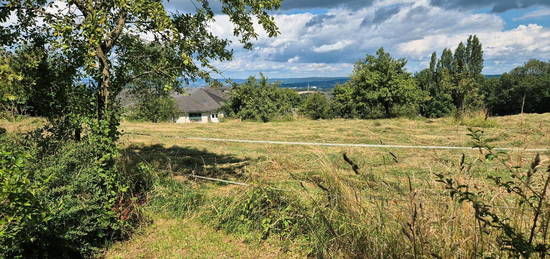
1 0 283 257
198 129 549 258
0 133 155 258
223 75 301 122
436 128 550 257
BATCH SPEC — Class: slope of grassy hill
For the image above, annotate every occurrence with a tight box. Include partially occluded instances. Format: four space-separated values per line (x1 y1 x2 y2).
2 113 549 258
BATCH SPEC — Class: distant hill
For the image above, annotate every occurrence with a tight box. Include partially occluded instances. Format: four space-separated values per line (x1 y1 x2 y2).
183 75 501 90
185 77 350 90
276 77 349 90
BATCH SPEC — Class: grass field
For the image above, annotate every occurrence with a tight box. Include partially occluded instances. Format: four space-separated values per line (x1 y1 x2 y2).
2 113 549 258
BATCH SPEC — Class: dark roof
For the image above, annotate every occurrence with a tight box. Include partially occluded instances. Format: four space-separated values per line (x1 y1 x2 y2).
173 88 228 113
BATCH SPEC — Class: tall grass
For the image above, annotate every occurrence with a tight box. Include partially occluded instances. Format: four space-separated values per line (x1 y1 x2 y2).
453 110 499 128
199 134 548 258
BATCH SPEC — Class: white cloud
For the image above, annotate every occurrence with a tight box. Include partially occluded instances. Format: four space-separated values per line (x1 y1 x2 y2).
287 56 300 63
190 0 550 76
513 8 550 21
313 40 354 53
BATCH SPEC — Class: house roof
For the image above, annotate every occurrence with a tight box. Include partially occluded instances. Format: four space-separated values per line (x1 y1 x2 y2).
173 88 228 113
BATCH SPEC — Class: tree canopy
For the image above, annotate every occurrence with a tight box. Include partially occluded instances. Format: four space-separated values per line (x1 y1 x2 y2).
485 60 550 115
300 93 333 120
223 75 300 122
2 0 282 138
337 48 423 118
416 35 485 118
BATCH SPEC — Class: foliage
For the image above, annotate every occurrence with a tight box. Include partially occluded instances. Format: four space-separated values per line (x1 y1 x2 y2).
125 88 179 123
0 136 45 258
331 83 357 119
0 49 31 120
415 53 455 118
336 48 424 118
223 75 300 122
416 35 484 118
436 128 550 257
300 93 333 120
0 133 155 258
484 60 550 115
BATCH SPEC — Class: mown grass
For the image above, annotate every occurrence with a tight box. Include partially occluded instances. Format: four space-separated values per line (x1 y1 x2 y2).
1 113 549 257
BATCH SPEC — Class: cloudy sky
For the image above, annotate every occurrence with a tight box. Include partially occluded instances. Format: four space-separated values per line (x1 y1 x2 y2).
163 0 550 78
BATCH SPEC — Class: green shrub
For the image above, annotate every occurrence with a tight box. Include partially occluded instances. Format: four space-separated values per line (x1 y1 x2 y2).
223 75 301 122
0 136 45 258
0 135 154 258
300 93 333 120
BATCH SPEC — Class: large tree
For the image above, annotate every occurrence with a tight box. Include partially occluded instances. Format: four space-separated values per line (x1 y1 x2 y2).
486 60 550 115
4 0 281 137
417 35 485 117
223 75 299 122
346 48 423 118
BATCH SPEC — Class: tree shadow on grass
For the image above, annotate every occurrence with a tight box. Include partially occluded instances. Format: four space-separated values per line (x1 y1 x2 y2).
120 144 251 179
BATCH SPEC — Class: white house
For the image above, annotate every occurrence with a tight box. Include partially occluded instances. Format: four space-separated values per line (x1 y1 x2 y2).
173 88 228 123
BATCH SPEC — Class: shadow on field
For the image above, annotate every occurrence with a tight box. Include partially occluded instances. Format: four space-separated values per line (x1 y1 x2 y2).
120 144 251 179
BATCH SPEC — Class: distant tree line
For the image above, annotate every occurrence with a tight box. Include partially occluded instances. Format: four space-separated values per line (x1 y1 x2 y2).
223 35 548 122
2 35 549 123
483 60 550 115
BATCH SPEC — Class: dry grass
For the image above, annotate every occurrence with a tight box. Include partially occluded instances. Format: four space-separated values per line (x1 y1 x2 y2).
2 113 549 257
105 216 298 259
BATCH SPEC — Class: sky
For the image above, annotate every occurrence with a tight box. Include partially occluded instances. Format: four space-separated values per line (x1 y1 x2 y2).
165 0 550 79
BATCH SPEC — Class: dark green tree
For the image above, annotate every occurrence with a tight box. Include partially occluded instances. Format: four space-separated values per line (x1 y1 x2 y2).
437 48 454 75
223 75 298 122
331 83 357 119
346 48 424 118
419 36 485 116
485 60 550 115
452 42 467 75
466 35 484 76
300 93 333 120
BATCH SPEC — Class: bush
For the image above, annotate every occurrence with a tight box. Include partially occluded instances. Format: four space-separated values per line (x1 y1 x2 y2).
0 136 45 258
126 94 179 123
0 135 154 258
223 75 301 122
300 93 333 120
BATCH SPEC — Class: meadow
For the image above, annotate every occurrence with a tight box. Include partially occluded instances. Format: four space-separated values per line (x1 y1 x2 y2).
2 113 549 258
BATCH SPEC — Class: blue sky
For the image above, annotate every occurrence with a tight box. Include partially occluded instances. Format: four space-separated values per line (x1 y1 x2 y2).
170 0 550 79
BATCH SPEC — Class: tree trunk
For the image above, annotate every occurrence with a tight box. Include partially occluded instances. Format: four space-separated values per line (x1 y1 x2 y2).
96 45 111 120
384 103 391 118
521 93 526 114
